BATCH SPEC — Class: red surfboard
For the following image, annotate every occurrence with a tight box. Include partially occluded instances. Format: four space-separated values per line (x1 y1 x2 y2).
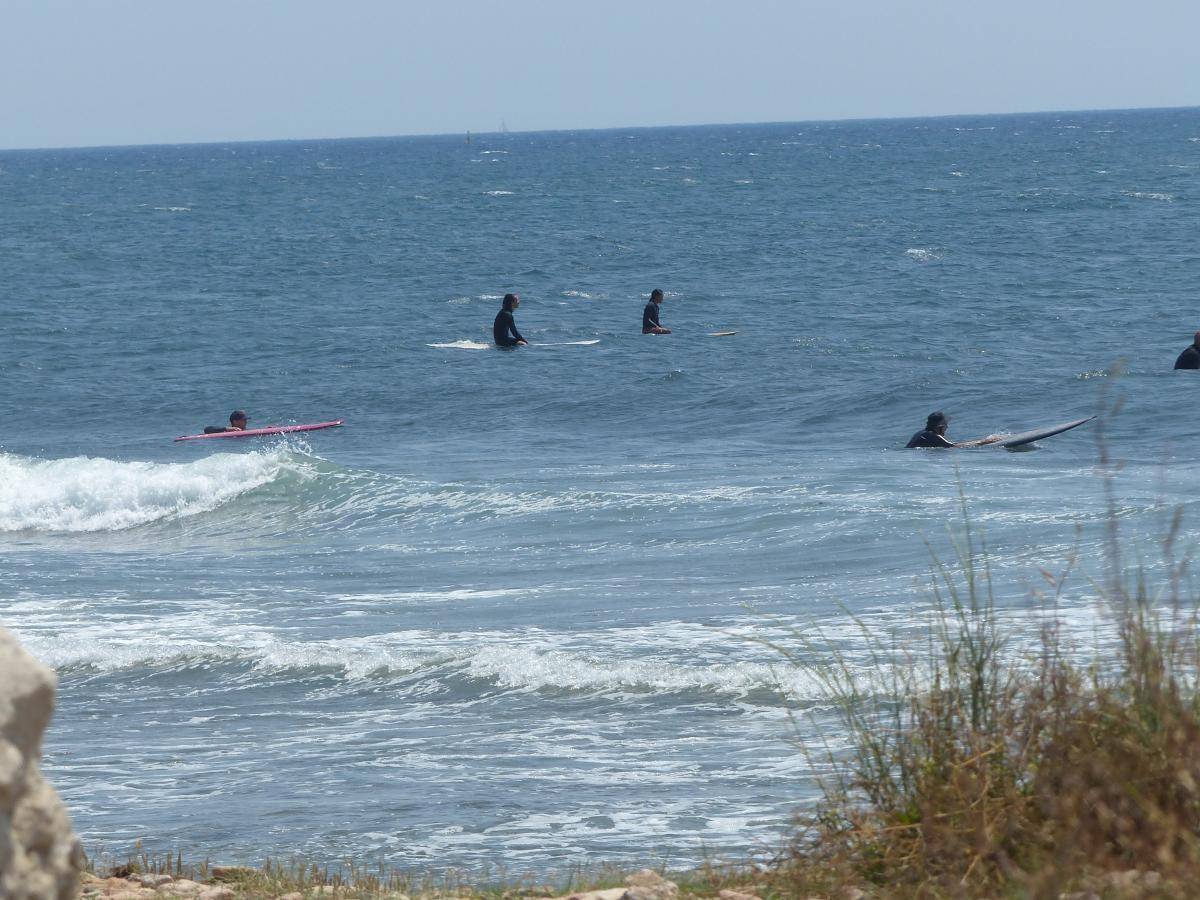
174 420 344 442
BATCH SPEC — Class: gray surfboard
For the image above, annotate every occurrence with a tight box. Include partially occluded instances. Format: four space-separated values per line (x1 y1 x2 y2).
966 416 1095 449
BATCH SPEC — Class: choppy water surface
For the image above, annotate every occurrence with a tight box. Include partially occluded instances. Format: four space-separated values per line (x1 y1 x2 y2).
2 108 1199 872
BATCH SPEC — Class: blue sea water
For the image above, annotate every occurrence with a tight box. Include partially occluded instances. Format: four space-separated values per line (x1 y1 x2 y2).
2 107 1199 873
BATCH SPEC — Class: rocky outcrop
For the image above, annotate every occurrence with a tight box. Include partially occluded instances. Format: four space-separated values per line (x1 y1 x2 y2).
0 627 84 899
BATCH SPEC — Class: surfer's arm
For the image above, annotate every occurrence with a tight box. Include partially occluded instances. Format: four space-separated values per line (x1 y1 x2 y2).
955 434 1002 448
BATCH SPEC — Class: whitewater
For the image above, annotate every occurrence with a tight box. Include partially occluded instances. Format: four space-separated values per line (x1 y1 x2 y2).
2 107 1199 872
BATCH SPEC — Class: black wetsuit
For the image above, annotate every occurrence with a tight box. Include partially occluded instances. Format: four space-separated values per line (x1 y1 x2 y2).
642 301 662 333
906 429 956 449
1175 344 1200 370
203 426 236 434
493 309 525 347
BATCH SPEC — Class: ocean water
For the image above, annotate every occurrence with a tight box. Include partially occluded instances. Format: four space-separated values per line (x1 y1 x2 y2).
2 107 1199 873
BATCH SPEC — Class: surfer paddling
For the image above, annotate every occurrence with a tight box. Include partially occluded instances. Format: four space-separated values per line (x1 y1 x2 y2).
1174 331 1200 370
203 410 250 435
642 288 671 334
493 294 528 348
907 411 1006 449
906 411 956 449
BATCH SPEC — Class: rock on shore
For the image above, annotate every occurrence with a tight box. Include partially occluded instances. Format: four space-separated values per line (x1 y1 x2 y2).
0 627 84 899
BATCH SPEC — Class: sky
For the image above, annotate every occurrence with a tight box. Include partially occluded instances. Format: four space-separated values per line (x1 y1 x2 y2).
1 0 1198 150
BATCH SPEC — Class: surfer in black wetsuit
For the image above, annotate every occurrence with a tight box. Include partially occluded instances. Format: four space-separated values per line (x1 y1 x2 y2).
1174 331 1200 369
642 288 671 334
493 294 527 348
203 410 249 435
906 411 956 449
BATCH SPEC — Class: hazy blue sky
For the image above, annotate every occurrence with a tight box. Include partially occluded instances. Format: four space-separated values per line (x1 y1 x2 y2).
2 0 1198 150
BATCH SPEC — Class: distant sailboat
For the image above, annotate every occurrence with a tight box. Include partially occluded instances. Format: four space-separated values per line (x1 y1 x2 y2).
465 131 471 144
500 120 509 134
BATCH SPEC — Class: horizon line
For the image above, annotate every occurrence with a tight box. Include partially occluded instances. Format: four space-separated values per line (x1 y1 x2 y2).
2 102 1196 155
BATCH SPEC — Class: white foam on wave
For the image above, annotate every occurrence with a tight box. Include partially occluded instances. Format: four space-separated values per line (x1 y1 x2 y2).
26 634 234 671
18 621 448 680
25 621 817 699
388 481 762 521
253 638 441 678
905 247 942 262
0 449 295 533
463 644 812 696
1123 190 1173 202
16 596 1147 709
485 190 514 196
152 206 191 212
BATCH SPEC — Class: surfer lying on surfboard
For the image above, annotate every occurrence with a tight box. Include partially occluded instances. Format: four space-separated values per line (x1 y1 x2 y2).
906 411 1095 449
203 410 249 434
906 411 1002 449
176 419 343 442
642 289 671 334
908 411 957 448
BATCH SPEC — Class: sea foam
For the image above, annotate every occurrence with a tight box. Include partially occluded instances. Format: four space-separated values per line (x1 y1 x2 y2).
0 449 293 533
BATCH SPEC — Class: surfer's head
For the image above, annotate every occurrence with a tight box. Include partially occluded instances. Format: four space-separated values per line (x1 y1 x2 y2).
926 411 949 434
1193 330 1200 347
650 289 664 304
503 293 520 311
230 410 249 429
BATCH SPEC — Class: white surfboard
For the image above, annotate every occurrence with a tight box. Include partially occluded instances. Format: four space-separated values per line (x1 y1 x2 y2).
428 340 491 350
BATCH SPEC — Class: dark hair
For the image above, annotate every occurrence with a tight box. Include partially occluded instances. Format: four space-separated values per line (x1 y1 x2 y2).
650 289 664 301
502 293 518 311
926 411 948 429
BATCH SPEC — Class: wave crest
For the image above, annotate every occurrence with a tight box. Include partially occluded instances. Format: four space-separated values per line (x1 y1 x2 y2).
0 449 299 533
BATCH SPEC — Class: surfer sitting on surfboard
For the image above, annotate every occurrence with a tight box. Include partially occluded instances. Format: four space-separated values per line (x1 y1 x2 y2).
1174 331 1200 370
493 294 528 348
642 289 671 334
203 410 249 434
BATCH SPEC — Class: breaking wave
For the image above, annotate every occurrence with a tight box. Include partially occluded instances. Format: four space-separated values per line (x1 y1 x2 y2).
26 627 818 701
0 448 302 533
